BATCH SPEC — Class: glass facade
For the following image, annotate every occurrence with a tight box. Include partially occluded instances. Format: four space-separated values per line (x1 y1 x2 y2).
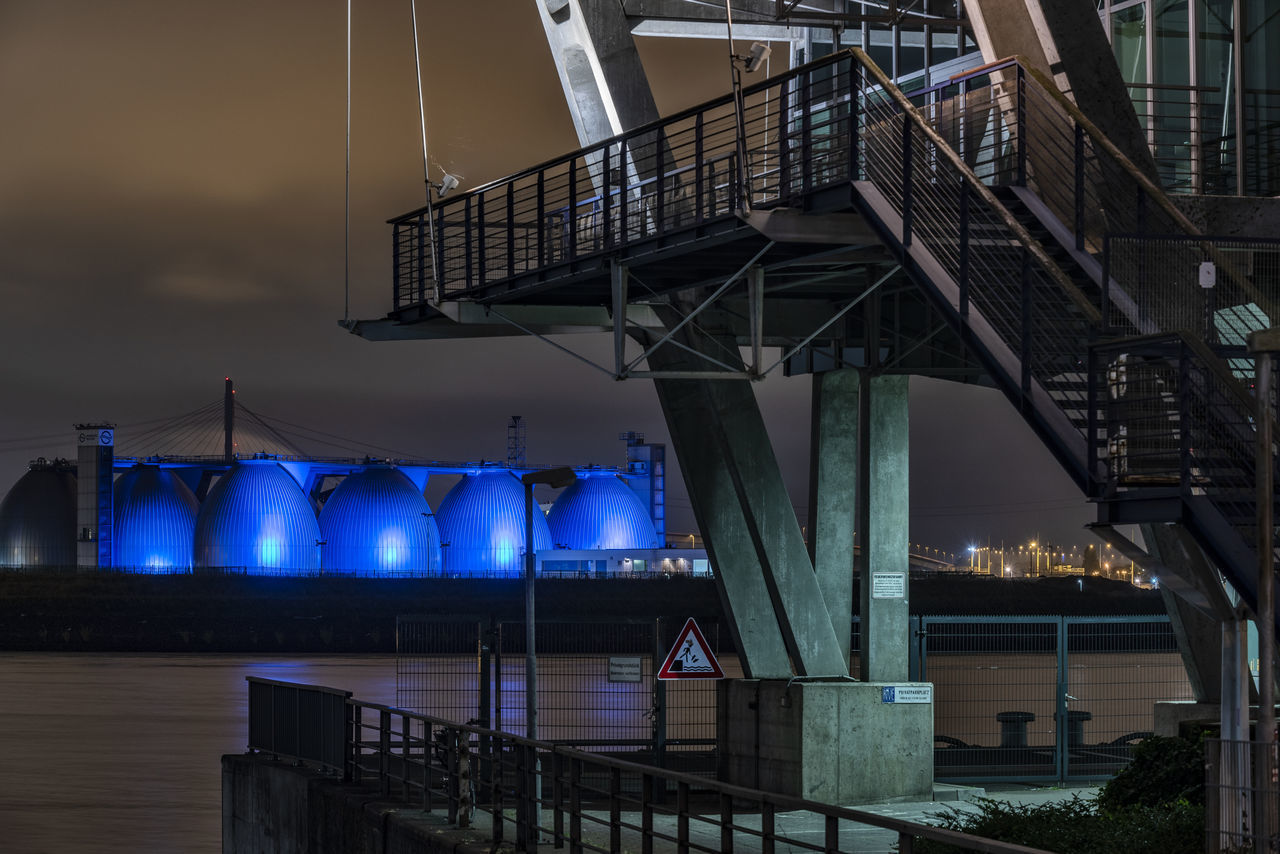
1100 0 1280 195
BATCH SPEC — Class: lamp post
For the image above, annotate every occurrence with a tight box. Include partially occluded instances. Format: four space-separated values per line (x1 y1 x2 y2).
521 467 577 741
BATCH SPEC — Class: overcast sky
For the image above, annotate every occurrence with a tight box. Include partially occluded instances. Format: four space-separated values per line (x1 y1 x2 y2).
0 0 1095 556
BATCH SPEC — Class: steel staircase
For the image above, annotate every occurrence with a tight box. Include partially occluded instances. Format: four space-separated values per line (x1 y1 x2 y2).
375 47 1278 612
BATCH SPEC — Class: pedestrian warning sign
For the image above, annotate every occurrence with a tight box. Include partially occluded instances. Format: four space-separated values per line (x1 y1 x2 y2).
657 618 725 680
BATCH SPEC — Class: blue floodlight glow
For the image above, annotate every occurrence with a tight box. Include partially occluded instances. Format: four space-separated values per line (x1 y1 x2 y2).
113 464 198 573
0 461 77 568
318 466 441 575
434 470 551 577
546 472 660 550
194 459 320 574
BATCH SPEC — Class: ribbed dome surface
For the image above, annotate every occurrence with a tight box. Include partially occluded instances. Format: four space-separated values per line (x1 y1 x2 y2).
113 465 198 573
194 459 319 574
547 473 659 549
434 470 551 576
0 461 77 568
319 466 441 575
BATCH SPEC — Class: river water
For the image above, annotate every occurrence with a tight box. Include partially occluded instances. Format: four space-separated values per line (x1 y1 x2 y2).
0 653 398 854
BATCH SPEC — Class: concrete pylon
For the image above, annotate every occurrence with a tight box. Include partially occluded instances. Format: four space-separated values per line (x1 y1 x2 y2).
809 369 860 665
638 309 848 678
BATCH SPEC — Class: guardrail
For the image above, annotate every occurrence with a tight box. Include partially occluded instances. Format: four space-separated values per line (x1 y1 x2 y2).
246 677 1054 853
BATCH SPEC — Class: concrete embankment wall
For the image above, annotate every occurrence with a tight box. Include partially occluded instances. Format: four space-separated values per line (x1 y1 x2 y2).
222 753 499 854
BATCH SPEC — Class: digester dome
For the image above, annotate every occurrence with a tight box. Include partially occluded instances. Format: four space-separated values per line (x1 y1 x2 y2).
113 465 198 572
546 472 659 549
434 470 551 576
319 466 441 575
0 460 76 568
194 459 320 573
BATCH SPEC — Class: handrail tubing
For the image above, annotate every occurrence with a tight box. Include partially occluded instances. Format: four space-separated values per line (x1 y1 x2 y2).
387 48 862 226
853 47 1104 328
252 682 1055 854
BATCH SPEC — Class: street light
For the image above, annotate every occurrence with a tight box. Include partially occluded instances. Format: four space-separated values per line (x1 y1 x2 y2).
521 466 577 741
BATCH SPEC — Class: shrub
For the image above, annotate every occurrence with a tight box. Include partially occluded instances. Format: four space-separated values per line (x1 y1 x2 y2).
1096 735 1203 811
912 795 1203 854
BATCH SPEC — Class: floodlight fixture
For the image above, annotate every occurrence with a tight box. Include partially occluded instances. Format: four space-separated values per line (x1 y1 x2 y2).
745 42 771 73
436 173 460 198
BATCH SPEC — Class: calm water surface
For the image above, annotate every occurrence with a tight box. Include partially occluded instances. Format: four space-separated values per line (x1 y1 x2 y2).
0 653 397 854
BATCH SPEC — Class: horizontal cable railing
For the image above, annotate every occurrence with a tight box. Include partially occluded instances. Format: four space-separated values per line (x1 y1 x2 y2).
246 678 1056 854
390 50 870 307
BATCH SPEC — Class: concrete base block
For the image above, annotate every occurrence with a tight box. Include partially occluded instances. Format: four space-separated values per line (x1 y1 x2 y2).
718 679 933 805
1153 701 1220 738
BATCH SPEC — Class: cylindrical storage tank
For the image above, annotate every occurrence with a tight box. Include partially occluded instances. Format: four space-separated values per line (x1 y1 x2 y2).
113 465 198 573
194 459 320 574
319 466 441 576
546 472 660 549
0 460 77 568
434 469 551 577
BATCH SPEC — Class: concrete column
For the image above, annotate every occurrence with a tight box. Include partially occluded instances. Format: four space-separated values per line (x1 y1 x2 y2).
858 374 910 682
639 310 846 678
810 369 860 664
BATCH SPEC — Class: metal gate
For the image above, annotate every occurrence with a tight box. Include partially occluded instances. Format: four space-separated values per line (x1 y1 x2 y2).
918 615 1195 782
395 616 734 777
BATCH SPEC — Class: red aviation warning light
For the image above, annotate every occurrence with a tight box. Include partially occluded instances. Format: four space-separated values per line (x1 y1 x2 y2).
657 618 725 680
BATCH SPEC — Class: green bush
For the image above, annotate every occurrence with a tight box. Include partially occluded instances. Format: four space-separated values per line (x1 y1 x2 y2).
912 796 1203 854
1096 735 1204 810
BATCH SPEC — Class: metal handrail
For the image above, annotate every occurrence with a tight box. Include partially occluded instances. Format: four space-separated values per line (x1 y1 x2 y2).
247 679 1056 854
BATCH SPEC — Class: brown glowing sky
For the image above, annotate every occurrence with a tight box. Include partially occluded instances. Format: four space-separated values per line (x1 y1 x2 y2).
0 0 1093 552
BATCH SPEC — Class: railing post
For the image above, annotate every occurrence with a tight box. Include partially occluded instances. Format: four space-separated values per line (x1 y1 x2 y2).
694 117 705 224
515 739 528 850
1020 247 1032 395
762 801 775 854
641 774 654 854
391 223 403 310
1073 123 1085 251
778 76 791 199
476 193 486 286
1016 65 1027 187
620 144 631 244
1180 342 1194 492
602 145 613 250
569 757 583 854
1100 234 1111 333
553 752 565 849
958 183 970 317
379 709 391 797
720 791 734 852
568 161 579 258
1055 617 1069 781
848 66 860 182
343 700 355 783
463 196 473 290
802 69 813 193
536 171 546 267
677 781 690 854
435 204 446 295
1086 345 1100 498
610 767 623 853
401 712 411 802
901 114 913 247
507 181 515 278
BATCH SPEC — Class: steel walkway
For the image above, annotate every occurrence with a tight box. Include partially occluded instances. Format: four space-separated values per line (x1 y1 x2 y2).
366 48 1280 616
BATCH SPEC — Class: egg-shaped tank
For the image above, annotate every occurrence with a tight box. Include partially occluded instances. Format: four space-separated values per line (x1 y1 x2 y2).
433 469 551 577
319 466 441 576
194 459 320 574
113 464 198 573
546 472 660 550
0 459 77 568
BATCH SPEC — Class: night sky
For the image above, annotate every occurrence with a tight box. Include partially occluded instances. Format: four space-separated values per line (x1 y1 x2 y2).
0 0 1094 555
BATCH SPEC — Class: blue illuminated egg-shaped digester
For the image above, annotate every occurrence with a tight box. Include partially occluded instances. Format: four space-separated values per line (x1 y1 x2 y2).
0 460 76 568
434 470 551 576
319 466 441 576
546 472 660 550
194 459 320 574
113 464 198 573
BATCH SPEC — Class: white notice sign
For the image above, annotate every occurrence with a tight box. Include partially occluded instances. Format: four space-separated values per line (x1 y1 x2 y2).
608 656 643 683
881 685 933 704
871 572 905 599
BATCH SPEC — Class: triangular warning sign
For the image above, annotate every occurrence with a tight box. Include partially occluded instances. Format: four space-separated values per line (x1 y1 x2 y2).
657 618 725 680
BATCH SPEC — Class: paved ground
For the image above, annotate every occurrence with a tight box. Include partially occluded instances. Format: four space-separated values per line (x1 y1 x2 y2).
554 782 1102 853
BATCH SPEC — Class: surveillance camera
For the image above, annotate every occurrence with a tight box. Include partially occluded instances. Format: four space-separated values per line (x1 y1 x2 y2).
746 42 771 73
437 173 460 198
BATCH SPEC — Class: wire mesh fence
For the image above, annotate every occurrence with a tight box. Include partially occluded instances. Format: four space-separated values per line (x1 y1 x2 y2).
396 617 733 779
1206 738 1280 853
920 615 1194 782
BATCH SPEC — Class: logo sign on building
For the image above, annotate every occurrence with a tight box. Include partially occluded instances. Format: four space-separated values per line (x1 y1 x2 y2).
607 656 643 683
657 618 724 680
881 685 933 704
78 429 113 447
